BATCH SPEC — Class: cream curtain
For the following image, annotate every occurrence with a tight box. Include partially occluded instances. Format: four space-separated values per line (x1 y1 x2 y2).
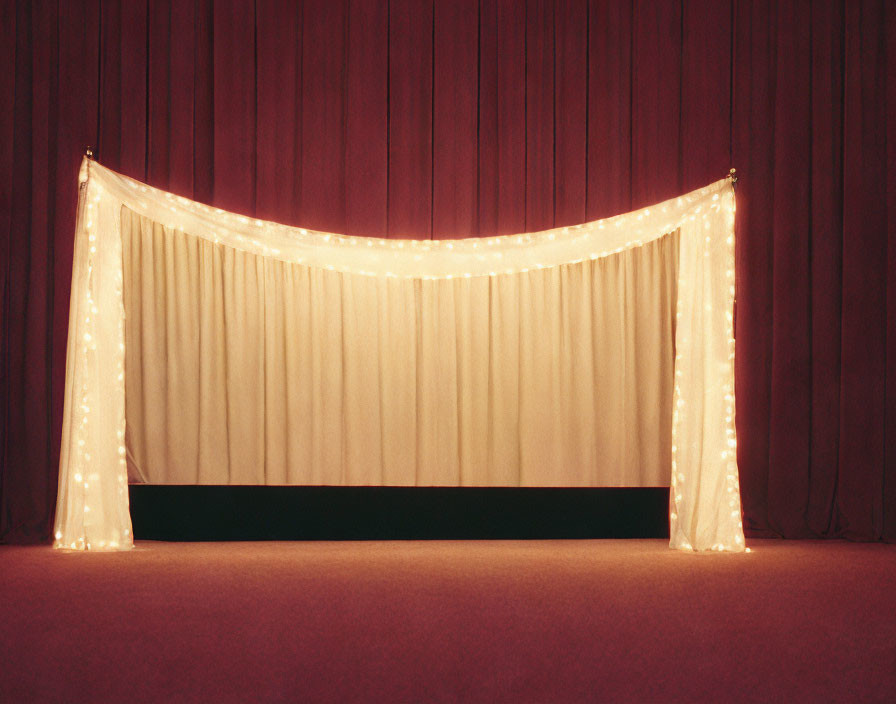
121 208 678 488
54 159 744 552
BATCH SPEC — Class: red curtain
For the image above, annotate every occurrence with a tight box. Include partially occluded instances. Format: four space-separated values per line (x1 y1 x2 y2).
1 0 894 543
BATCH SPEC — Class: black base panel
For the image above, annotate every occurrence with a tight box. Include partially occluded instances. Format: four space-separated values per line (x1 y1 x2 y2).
128 486 670 541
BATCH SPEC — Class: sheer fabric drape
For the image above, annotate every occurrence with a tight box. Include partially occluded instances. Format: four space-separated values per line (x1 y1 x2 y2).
54 159 744 552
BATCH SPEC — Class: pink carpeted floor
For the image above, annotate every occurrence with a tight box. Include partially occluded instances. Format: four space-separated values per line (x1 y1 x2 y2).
2 539 894 703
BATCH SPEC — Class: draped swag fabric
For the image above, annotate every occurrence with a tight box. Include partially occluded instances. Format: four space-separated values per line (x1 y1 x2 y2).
2 0 894 545
54 160 741 551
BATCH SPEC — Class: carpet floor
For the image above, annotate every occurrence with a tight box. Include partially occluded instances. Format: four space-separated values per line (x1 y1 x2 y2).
2 539 894 703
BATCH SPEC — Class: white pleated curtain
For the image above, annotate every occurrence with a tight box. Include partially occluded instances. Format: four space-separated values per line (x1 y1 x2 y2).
121 209 679 488
54 158 745 552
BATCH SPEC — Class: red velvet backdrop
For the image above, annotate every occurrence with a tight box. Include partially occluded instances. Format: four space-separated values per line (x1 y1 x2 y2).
1 0 894 543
